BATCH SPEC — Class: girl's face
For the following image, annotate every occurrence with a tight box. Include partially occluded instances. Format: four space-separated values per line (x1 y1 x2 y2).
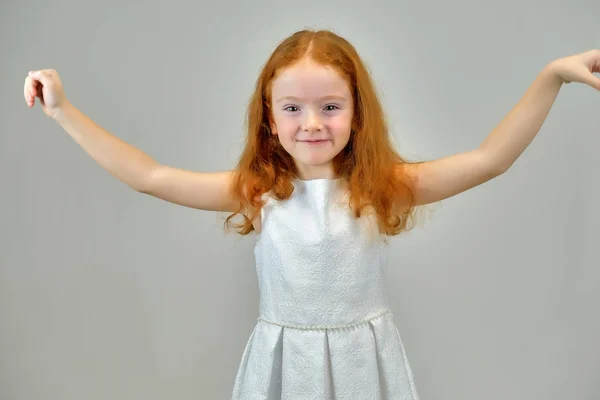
269 58 354 180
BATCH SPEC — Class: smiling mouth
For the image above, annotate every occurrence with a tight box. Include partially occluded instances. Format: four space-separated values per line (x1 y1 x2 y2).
300 140 330 147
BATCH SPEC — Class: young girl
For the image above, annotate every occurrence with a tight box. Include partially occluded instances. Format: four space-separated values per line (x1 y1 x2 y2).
24 29 599 399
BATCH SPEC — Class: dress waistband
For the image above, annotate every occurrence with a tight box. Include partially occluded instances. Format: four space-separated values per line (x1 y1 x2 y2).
256 308 393 331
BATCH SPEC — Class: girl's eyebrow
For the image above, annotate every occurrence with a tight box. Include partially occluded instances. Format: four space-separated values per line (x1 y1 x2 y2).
275 95 348 103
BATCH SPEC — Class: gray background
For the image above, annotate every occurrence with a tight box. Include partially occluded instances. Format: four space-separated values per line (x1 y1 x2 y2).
2 0 599 399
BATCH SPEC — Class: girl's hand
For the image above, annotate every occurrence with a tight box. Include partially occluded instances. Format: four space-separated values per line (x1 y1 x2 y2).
24 69 69 119
550 49 600 90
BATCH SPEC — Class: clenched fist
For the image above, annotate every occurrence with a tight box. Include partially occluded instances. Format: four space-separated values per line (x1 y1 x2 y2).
24 69 69 119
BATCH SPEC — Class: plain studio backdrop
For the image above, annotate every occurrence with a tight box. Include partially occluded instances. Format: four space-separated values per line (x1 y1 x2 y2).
1 0 598 399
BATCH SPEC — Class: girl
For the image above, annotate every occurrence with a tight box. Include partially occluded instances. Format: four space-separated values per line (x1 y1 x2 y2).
24 30 600 399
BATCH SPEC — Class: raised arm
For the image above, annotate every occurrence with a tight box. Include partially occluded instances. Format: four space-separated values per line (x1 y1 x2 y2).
402 49 600 206
53 102 239 211
25 69 239 213
52 102 158 192
141 166 239 212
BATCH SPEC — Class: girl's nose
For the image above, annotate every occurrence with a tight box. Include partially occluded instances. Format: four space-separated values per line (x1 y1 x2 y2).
302 111 323 132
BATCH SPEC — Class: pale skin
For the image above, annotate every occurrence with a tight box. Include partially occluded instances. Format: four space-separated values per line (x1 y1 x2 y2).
24 49 600 232
268 58 354 181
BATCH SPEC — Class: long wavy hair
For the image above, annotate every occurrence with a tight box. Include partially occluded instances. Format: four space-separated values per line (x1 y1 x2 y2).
224 29 427 238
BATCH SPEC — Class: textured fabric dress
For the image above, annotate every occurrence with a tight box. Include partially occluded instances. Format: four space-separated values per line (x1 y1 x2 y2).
231 177 420 399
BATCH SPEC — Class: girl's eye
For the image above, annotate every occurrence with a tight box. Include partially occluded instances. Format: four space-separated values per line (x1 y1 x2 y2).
284 105 340 112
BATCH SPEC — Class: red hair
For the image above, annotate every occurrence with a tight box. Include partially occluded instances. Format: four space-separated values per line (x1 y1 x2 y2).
224 29 425 238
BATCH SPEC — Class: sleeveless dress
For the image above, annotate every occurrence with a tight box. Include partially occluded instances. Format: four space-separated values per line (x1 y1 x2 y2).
231 178 420 400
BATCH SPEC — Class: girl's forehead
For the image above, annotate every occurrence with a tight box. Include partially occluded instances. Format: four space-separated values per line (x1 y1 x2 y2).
272 63 351 100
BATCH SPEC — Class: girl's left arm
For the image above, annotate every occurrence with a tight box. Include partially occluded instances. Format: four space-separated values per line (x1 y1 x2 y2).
403 49 600 206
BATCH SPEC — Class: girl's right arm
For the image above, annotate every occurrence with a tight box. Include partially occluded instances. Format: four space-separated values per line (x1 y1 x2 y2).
53 101 157 193
24 69 240 213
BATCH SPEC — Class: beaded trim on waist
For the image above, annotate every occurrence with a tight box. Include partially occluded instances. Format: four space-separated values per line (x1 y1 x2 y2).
256 308 393 331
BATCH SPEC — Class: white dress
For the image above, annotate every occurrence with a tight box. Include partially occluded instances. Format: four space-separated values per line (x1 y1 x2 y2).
231 178 420 399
